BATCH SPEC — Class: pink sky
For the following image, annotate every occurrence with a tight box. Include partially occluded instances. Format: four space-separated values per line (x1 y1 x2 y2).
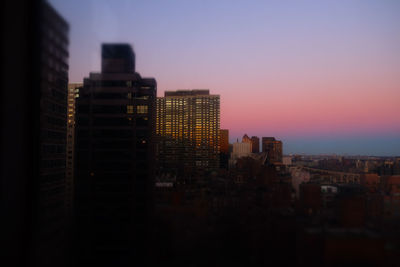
52 0 400 154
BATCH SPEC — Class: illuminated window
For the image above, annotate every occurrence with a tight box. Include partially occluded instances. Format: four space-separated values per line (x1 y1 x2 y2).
136 96 149 100
137 105 148 114
127 105 134 114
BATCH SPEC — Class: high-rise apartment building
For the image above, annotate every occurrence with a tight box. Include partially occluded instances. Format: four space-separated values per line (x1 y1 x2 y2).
74 44 156 266
262 137 283 164
38 0 69 243
37 2 70 266
2 1 69 266
251 136 260 153
156 90 220 178
66 83 81 217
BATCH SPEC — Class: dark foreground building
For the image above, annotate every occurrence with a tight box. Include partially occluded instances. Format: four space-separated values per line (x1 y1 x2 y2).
2 1 70 267
74 44 156 266
35 4 70 266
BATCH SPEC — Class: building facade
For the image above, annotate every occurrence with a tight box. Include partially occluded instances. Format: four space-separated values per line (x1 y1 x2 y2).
262 137 283 164
220 129 229 154
36 2 70 266
229 141 252 167
251 136 260 153
232 142 252 159
74 44 156 266
219 129 229 169
2 2 70 266
242 134 251 144
66 83 81 217
156 90 220 178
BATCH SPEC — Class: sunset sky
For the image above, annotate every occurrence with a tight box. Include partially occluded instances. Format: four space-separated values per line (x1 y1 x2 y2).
50 0 400 155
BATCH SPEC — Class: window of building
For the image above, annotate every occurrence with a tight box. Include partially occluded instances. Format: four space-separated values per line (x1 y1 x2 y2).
137 105 148 114
127 105 134 114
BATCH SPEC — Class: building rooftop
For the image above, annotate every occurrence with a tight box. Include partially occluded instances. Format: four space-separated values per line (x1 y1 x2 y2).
164 89 211 97
101 43 135 73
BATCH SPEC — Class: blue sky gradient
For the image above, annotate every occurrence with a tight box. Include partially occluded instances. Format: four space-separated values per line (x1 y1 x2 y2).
50 0 400 156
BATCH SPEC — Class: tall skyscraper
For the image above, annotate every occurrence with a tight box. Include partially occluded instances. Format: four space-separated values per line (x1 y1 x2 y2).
156 90 220 178
2 1 70 266
38 0 70 245
251 136 260 153
74 44 156 266
262 137 283 164
66 83 81 218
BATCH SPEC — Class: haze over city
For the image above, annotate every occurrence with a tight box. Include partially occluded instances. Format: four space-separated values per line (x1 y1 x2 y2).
51 0 400 155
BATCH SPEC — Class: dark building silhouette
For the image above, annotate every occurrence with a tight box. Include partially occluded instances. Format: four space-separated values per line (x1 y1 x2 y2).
251 136 260 153
37 1 70 253
36 4 70 266
2 1 70 266
74 44 156 266
336 185 367 228
299 183 322 216
262 137 283 164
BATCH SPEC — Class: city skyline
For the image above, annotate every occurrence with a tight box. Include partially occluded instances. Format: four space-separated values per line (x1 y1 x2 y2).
50 0 400 156
5 2 400 266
